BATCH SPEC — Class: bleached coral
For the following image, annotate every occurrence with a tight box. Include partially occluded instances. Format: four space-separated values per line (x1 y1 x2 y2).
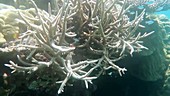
2 0 154 94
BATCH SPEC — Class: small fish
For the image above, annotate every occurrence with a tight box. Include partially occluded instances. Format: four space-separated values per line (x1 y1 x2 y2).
3 73 8 79
156 7 164 12
145 1 154 5
129 11 135 15
13 33 19 39
137 5 144 10
3 73 8 85
108 72 113 76
145 20 154 25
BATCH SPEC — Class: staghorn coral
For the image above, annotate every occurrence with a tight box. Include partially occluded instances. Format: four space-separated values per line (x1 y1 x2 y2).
1 0 154 94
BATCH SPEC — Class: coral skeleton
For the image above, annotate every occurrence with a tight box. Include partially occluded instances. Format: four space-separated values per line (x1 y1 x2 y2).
1 0 154 94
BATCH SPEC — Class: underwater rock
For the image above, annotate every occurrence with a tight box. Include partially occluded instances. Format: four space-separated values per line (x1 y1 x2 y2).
137 40 156 56
129 49 167 81
126 14 169 81
160 69 170 96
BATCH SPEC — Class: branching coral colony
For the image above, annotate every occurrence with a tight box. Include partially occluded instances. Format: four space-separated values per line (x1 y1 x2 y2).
1 0 154 94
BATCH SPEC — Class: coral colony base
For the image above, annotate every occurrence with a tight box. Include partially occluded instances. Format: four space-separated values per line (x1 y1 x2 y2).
0 0 157 94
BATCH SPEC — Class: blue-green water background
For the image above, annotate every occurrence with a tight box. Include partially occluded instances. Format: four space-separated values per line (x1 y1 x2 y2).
155 10 170 18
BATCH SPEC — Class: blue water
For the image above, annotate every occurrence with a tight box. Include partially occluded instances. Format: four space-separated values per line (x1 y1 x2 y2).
155 10 170 18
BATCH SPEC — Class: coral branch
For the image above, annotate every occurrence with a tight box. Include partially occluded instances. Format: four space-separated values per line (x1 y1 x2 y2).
1 0 155 94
